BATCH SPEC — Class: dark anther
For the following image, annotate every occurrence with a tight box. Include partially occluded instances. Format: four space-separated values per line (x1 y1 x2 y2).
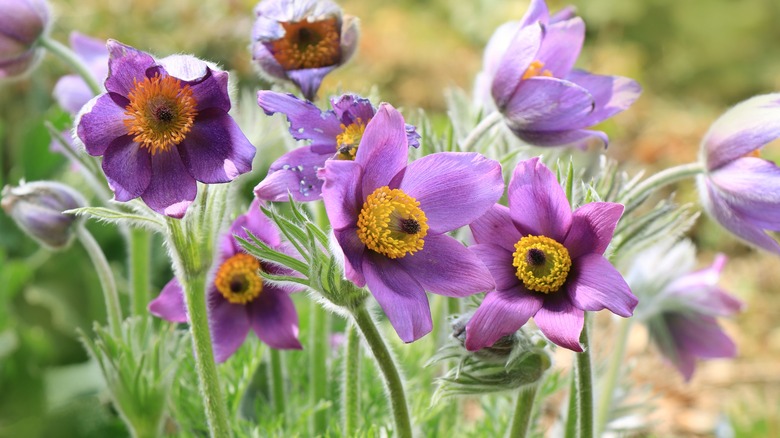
155 106 174 123
230 276 247 293
526 248 546 266
401 218 421 234
297 27 318 47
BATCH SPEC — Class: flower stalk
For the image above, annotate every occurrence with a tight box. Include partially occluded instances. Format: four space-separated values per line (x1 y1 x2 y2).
343 323 361 436
129 228 151 316
595 318 632 435
39 36 102 95
76 226 122 337
576 314 595 438
460 111 503 152
621 162 705 213
269 348 286 422
509 384 538 438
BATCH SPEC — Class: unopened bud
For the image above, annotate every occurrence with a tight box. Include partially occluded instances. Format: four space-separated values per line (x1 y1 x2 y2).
0 0 50 79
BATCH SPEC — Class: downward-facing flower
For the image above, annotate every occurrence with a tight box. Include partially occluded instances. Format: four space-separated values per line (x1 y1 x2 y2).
53 32 108 114
76 41 255 218
0 0 50 79
477 0 641 147
251 0 359 101
149 200 302 362
697 93 780 254
254 91 420 201
465 157 638 352
319 104 503 342
626 240 743 380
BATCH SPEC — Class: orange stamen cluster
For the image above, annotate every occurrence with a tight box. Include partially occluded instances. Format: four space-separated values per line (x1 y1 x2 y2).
512 235 571 293
357 186 429 259
270 18 341 70
522 60 553 80
335 119 367 160
214 253 263 304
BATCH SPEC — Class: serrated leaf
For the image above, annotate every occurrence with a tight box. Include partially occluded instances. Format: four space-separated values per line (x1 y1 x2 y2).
65 207 165 231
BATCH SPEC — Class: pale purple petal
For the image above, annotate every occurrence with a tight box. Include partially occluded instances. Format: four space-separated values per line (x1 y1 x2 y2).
185 68 231 113
257 91 342 146
251 41 287 81
356 104 409 196
710 157 780 206
208 294 251 363
287 65 338 101
53 74 94 114
668 314 736 360
249 288 302 350
469 204 522 251
535 17 584 78
517 0 551 27
148 278 188 323
140 148 197 218
104 40 155 96
508 157 572 242
102 136 151 202
511 128 609 148
566 71 642 128
563 202 624 259
76 93 131 156
534 293 584 352
502 77 595 131
331 93 375 126
340 16 360 65
70 32 107 66
399 152 503 234
491 23 543 110
567 254 637 317
319 160 362 230
470 244 521 291
465 288 544 351
255 145 331 202
333 228 366 287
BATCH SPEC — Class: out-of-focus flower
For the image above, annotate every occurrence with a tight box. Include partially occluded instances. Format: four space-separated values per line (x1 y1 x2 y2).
697 93 780 254
53 32 108 114
318 104 503 343
465 157 637 352
254 91 420 201
1 181 85 250
76 40 255 218
149 200 302 362
251 0 359 101
626 239 743 380
475 0 640 148
0 0 50 79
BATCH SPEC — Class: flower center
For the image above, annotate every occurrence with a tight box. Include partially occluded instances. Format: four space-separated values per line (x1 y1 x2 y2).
522 60 553 80
357 186 429 259
124 74 198 155
214 253 263 304
335 120 367 160
512 235 571 293
270 18 341 70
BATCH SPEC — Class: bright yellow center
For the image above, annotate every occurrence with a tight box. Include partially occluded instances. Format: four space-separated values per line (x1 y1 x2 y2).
512 235 571 293
214 253 263 304
335 120 367 160
124 74 198 155
270 18 341 70
522 60 553 80
357 186 429 259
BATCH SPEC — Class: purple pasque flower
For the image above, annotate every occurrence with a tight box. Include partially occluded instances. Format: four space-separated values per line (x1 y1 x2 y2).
478 0 641 148
319 103 503 343
76 40 256 218
251 0 359 101
254 91 420 202
53 32 108 114
465 157 638 352
149 200 302 362
0 0 49 79
697 93 780 254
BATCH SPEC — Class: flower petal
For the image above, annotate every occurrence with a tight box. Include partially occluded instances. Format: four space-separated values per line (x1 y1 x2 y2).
102 136 151 202
502 77 595 132
229 199 282 251
182 66 231 113
333 227 366 287
331 93 375 126
76 93 131 156
340 15 360 65
536 17 585 78
399 152 503 234
148 278 188 323
465 288 543 351
668 314 736 360
491 23 543 110
140 148 197 218
470 244 521 291
356 104 409 196
208 293 251 363
257 91 342 145
255 145 331 202
508 157 572 242
250 288 302 350
566 70 642 127
534 293 584 352
567 254 637 317
710 157 780 213
470 204 522 251
319 159 362 230
53 74 94 114
104 40 155 96
564 202 624 259
511 128 609 148
518 0 551 27
287 65 338 101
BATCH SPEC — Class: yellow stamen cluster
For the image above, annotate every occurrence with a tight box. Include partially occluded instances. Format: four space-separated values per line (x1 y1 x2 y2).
214 253 263 304
335 119 367 160
271 18 341 70
512 235 571 293
124 74 198 155
522 60 553 80
357 186 429 259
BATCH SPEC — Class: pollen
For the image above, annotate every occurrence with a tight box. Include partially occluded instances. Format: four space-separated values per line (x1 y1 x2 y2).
357 186 429 259
512 235 571 293
214 253 263 305
124 74 198 155
522 60 553 80
335 119 367 160
270 18 341 70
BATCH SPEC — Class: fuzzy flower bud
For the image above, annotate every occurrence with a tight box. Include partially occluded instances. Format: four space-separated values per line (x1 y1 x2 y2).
1 181 86 250
0 0 50 79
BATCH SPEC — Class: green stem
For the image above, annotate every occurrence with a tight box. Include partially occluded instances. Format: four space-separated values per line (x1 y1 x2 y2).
269 348 286 422
564 371 577 438
129 229 151 316
620 162 705 213
309 301 330 435
508 384 538 438
77 226 122 336
595 318 632 435
351 305 412 438
576 314 594 438
460 111 503 152
343 323 361 436
39 36 102 95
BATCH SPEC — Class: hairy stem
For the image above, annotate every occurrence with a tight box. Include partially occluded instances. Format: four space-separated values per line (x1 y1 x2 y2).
564 371 578 438
595 318 632 435
509 384 538 438
39 36 102 95
460 111 503 152
621 162 705 213
309 301 330 434
129 228 151 316
343 323 361 436
77 226 122 336
576 314 594 438
269 348 286 423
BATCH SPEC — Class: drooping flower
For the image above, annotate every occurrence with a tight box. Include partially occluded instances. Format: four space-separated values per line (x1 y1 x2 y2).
626 239 742 380
0 0 49 79
251 0 359 101
53 32 108 114
76 40 256 218
319 103 503 342
476 0 641 148
465 157 638 352
1 181 85 250
149 200 302 362
254 91 420 201
697 93 780 254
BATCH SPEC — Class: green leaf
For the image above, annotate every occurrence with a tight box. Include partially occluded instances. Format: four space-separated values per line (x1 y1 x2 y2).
65 207 165 231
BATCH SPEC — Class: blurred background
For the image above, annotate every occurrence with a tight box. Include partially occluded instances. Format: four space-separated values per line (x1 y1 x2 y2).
1 0 779 436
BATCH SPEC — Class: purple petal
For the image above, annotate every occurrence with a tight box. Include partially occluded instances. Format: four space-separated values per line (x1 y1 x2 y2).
470 244 521 291
363 254 431 343
536 17 585 78
518 0 551 27
257 91 342 146
563 202 624 259
339 15 360 64
668 314 736 360
511 128 609 148
177 110 255 184
469 204 522 251
491 23 543 110
287 65 338 101
254 145 331 202
710 157 780 218
208 293 251 363
567 254 637 317
102 136 151 202
502 77 595 132
249 288 302 350
229 199 282 251
508 157 572 242
566 70 642 127
148 278 188 323
331 93 375 126
333 227 367 287
104 40 155 96
70 32 107 66
140 148 197 218
76 93 131 156
319 160 362 230
184 66 231 113
395 234 495 297
356 104 409 196
465 288 544 351
251 41 287 81
534 293 584 352
477 21 520 105
53 75 94 114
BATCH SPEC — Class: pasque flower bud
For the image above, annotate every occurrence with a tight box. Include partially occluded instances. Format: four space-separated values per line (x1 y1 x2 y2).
0 0 50 79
